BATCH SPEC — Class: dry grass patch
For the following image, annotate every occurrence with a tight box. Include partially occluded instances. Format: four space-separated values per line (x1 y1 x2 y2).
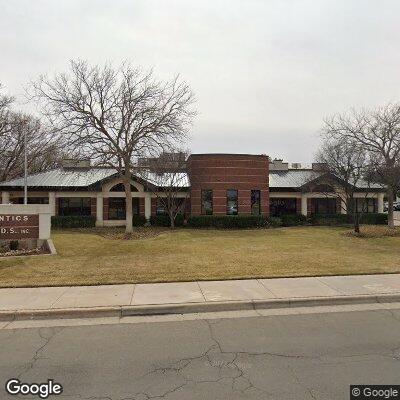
1 226 400 288
345 226 400 238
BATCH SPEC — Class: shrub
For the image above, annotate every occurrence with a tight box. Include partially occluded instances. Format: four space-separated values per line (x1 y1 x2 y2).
132 215 147 227
308 213 387 226
51 215 96 228
186 215 280 229
150 214 185 227
360 213 388 225
280 214 308 227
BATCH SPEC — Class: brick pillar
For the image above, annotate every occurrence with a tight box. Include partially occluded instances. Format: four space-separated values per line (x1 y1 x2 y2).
260 189 269 216
296 198 302 214
238 189 251 215
151 198 157 216
190 189 201 215
139 198 145 216
103 197 109 220
307 198 313 216
91 197 97 217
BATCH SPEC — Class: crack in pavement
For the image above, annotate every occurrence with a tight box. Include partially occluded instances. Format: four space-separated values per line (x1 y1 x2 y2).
17 326 64 380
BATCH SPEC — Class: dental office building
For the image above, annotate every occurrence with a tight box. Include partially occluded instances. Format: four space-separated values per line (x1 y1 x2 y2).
0 154 385 226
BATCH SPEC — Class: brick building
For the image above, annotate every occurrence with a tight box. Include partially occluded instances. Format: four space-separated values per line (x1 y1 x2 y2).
0 153 385 226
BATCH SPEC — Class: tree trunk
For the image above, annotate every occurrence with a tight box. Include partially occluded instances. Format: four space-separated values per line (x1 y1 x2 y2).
124 170 133 233
354 212 360 234
169 212 175 229
388 188 395 229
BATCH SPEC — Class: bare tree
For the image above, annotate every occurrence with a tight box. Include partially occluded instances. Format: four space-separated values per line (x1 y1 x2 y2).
323 104 400 228
315 137 375 233
140 151 190 229
31 60 195 233
0 85 68 182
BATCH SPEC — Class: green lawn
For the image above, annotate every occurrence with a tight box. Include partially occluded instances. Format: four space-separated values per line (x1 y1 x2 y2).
1 226 400 288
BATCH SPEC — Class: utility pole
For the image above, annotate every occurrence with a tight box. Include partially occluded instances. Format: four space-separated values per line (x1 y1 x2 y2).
24 126 28 205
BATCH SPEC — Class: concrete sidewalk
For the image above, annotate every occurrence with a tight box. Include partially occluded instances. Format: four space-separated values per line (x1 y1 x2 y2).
1 273 400 321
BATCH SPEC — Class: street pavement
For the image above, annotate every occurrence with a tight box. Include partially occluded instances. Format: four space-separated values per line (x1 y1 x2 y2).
2 273 400 314
1 303 400 399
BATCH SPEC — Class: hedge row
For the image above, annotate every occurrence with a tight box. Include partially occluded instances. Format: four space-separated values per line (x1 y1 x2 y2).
51 213 388 229
51 215 96 228
186 215 281 229
309 213 387 226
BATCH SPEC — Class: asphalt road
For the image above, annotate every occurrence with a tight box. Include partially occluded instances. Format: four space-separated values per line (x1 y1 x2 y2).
1 306 400 400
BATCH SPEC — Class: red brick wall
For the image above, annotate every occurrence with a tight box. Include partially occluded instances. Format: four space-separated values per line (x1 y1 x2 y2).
296 198 301 214
91 198 97 217
103 198 109 220
151 198 157 216
139 198 145 216
188 154 270 216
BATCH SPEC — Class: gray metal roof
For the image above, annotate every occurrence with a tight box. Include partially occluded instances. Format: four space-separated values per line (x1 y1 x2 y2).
269 170 320 188
0 168 117 188
0 168 190 189
269 169 384 190
137 171 190 188
0 167 384 191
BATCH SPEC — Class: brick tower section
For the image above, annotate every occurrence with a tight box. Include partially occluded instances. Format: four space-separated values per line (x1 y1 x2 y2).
187 154 269 216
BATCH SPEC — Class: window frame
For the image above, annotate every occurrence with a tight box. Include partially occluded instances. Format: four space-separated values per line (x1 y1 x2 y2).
226 189 238 216
251 190 261 215
58 197 91 216
201 189 213 215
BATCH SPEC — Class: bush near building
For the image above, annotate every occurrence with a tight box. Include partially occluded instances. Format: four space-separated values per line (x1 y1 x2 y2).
51 216 96 228
309 213 387 226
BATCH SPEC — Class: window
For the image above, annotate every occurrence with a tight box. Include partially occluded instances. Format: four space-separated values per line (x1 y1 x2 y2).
108 198 126 220
314 198 337 214
201 189 213 215
59 198 91 216
270 198 297 216
109 183 138 192
226 189 238 215
156 198 166 215
352 198 377 213
251 190 261 215
108 198 139 220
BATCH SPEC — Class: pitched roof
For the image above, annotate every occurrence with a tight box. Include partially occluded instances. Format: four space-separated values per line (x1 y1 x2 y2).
0 168 117 188
0 168 190 189
269 169 384 190
269 170 320 188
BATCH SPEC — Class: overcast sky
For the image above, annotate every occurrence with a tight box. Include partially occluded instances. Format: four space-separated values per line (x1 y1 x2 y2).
1 0 400 163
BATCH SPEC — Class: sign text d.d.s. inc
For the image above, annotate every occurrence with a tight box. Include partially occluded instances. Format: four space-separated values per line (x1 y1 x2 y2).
0 214 40 239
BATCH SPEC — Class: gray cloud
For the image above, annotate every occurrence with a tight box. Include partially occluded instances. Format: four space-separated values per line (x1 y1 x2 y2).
1 0 399 163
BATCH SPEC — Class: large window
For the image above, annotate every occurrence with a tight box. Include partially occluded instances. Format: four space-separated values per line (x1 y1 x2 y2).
59 198 91 216
108 198 126 220
270 198 297 216
251 190 261 215
201 189 213 215
314 198 337 214
352 198 377 213
226 189 238 215
108 198 139 220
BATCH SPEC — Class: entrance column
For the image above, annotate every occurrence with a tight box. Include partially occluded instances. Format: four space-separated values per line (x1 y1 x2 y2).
301 194 308 216
377 193 384 214
1 191 10 204
96 193 104 227
144 194 151 221
48 192 56 216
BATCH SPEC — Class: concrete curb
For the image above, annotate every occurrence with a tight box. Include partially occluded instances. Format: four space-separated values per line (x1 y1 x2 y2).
1 293 400 322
